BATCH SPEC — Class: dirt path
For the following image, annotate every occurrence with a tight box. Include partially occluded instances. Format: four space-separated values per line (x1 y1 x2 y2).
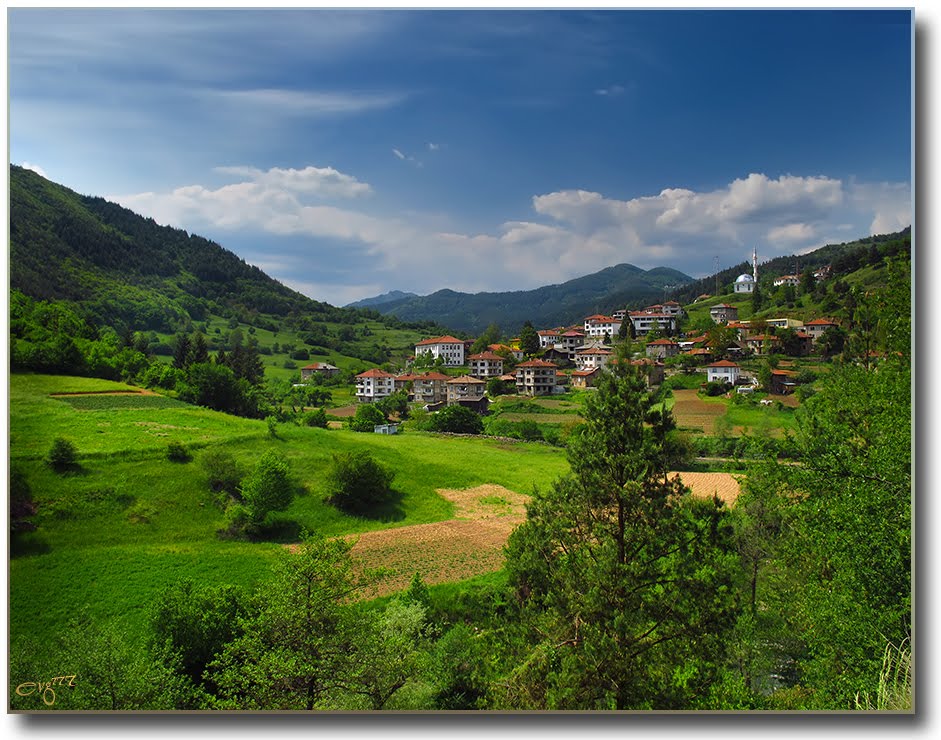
341 474 741 598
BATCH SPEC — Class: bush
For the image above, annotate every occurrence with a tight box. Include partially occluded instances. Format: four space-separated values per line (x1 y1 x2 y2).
166 440 192 463
429 405 484 434
302 408 329 428
240 452 293 527
200 449 243 500
701 381 731 397
347 403 388 432
47 437 78 472
325 450 395 514
219 503 252 539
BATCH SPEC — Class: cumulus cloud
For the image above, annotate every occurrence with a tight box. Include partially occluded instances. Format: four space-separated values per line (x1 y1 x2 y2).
766 223 817 245
213 165 371 198
848 180 912 236
113 168 911 305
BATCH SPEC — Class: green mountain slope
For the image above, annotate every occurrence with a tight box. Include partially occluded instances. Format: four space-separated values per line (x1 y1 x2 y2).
667 227 911 307
8 165 383 334
360 263 693 334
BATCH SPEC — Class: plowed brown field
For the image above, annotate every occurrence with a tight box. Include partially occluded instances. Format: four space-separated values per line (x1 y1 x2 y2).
340 473 741 597
670 389 727 433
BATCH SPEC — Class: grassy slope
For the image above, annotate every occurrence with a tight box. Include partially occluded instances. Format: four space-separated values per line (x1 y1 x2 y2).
9 373 569 655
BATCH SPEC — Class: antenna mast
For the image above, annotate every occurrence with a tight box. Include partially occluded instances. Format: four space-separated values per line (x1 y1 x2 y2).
714 256 719 296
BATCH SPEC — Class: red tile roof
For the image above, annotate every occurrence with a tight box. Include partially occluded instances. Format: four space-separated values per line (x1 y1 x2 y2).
356 368 395 378
804 318 838 326
395 373 423 381
647 338 678 345
415 335 463 346
418 372 451 380
468 351 504 361
446 375 485 384
705 360 740 368
517 359 558 368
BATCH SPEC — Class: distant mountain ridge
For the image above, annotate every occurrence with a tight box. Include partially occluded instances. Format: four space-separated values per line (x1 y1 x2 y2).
345 290 419 309
353 263 693 334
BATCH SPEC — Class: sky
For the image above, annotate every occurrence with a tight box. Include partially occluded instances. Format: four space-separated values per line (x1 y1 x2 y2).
5 4 914 308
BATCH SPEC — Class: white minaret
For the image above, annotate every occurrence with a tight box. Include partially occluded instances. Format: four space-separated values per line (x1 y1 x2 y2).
752 247 758 283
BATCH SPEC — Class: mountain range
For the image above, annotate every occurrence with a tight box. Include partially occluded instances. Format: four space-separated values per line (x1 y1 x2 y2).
346 264 693 334
9 164 909 342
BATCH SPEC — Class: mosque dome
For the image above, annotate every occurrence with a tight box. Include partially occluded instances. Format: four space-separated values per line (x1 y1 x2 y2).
735 274 754 283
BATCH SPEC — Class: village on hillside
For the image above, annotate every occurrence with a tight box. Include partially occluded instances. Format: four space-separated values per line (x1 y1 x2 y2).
298 255 848 425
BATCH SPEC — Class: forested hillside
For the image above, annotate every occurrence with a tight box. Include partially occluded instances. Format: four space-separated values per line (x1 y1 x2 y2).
667 228 911 307
9 164 430 336
353 263 692 335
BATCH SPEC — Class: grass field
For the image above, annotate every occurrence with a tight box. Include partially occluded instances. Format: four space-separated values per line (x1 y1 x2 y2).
669 388 799 437
8 373 570 659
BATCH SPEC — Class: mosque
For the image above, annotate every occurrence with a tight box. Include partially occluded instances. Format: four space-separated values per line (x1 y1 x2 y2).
734 248 759 294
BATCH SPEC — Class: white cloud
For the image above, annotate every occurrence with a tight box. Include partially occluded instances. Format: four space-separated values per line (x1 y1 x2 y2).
113 168 911 304
427 142 440 151
848 180 912 236
213 165 371 198
766 223 817 245
20 161 47 178
391 147 422 167
208 88 406 116
594 84 625 96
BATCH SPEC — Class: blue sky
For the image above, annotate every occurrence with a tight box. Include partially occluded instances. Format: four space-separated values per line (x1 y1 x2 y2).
7 6 913 307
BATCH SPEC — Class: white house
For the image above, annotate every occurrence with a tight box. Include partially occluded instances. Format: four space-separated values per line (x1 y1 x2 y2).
515 359 558 396
574 347 613 371
803 318 839 343
446 375 487 408
628 311 678 336
355 368 396 402
411 371 450 405
559 330 587 351
704 360 741 385
583 314 622 338
467 351 504 379
537 329 561 349
414 335 465 366
773 274 800 288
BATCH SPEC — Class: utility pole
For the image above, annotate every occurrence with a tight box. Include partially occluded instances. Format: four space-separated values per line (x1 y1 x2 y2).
714 256 719 296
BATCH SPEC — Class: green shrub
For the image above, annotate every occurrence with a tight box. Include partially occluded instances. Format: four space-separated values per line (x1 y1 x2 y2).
166 440 192 463
429 405 484 434
47 437 78 472
347 403 388 432
302 408 328 428
219 503 252 540
200 448 243 500
240 451 293 527
325 450 395 514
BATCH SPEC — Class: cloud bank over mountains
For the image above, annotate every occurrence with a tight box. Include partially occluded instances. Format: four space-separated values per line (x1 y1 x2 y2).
114 164 911 307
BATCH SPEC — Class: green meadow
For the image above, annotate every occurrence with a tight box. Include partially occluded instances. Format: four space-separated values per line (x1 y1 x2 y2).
9 373 569 660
